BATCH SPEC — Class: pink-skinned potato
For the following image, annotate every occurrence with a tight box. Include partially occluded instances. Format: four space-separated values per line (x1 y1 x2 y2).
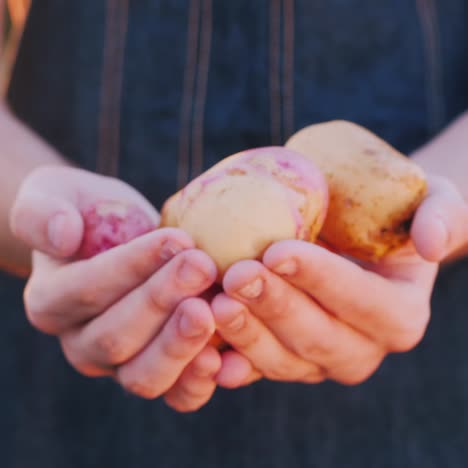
160 147 329 279
76 200 156 259
286 120 428 261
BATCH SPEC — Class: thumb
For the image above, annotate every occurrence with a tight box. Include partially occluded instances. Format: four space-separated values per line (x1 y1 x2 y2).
10 189 84 258
411 176 468 262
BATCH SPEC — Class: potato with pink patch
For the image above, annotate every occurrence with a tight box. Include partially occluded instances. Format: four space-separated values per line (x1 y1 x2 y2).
161 147 329 277
77 200 156 259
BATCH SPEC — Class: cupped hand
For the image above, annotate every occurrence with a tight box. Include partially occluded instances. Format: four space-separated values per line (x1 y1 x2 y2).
11 166 221 411
212 175 468 388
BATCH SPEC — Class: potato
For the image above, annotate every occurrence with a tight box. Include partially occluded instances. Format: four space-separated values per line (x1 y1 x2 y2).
286 120 427 261
161 147 328 278
77 201 155 259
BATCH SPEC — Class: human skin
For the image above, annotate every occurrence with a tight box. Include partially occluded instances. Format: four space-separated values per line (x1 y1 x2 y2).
1 103 222 412
209 112 468 390
3 89 468 410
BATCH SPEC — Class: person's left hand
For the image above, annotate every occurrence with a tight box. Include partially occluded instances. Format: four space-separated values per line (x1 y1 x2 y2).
211 176 468 388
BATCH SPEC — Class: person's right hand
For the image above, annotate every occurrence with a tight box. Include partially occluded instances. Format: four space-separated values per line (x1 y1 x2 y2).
10 166 221 412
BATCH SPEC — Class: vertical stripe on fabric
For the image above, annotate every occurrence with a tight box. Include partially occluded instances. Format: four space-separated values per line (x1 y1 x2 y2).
415 0 445 134
269 0 282 145
191 0 213 178
97 0 129 176
177 0 200 189
282 0 295 140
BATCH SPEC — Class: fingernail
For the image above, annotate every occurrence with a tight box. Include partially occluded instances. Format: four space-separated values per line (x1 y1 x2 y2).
160 239 184 262
48 213 67 251
271 259 297 276
179 312 207 338
177 260 207 286
224 311 245 331
237 277 263 299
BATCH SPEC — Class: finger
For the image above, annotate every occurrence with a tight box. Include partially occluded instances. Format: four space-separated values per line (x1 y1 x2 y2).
411 175 468 262
61 249 217 368
215 350 262 389
10 167 160 259
164 346 221 412
223 260 389 381
59 336 115 378
212 292 325 383
115 298 216 399
24 228 195 334
262 241 430 351
10 189 84 258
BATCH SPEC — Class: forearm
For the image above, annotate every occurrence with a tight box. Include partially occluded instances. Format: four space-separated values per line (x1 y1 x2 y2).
411 111 468 261
0 104 69 276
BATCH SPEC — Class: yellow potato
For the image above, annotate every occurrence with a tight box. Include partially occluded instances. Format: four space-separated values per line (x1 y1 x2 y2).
286 120 427 261
161 146 328 278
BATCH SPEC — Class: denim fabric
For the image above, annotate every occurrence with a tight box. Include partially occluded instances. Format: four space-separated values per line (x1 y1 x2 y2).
2 1 468 467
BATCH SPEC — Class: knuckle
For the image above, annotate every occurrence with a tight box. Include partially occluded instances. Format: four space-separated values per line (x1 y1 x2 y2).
66 358 105 378
334 355 384 386
264 359 302 381
164 394 201 413
298 339 335 364
179 383 210 401
291 317 337 363
190 360 214 378
130 255 158 281
60 339 83 371
122 379 160 400
337 369 373 386
145 282 173 314
60 339 106 378
268 307 289 321
133 386 160 400
300 367 327 384
260 297 291 320
390 328 425 353
74 285 101 311
94 332 130 364
23 279 55 333
166 382 212 412
161 336 191 361
231 326 261 350
337 367 374 386
164 396 186 412
388 304 430 352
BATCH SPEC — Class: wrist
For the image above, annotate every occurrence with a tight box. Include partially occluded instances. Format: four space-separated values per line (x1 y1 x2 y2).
0 109 72 276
